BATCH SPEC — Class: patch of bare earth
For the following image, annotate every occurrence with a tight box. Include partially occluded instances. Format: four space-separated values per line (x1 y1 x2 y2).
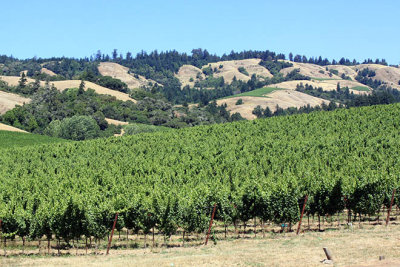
217 90 329 120
202 59 273 84
0 90 31 114
98 62 158 90
0 122 27 133
0 76 135 102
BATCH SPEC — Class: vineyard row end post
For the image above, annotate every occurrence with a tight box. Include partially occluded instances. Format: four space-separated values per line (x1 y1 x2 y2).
386 189 396 226
297 195 308 235
106 212 119 255
205 203 217 245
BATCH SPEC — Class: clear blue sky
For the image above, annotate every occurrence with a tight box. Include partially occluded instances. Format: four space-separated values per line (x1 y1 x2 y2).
0 0 399 64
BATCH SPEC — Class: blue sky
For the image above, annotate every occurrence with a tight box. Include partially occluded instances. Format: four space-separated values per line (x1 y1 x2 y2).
0 0 399 64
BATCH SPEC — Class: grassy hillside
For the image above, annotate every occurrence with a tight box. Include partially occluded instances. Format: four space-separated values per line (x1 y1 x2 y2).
222 87 284 98
0 130 67 149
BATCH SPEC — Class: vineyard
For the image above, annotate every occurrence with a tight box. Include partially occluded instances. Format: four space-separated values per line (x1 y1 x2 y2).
1 103 400 254
0 131 67 149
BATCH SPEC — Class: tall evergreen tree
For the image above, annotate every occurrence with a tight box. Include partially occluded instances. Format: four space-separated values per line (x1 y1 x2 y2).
78 80 85 95
18 72 27 88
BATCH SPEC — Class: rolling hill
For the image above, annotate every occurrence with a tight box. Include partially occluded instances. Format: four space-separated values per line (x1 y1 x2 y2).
217 89 329 119
351 64 400 89
175 58 273 87
0 122 28 133
2 54 400 129
269 79 370 94
175 64 205 88
280 61 342 80
98 62 158 90
0 90 31 114
202 58 273 83
0 75 136 102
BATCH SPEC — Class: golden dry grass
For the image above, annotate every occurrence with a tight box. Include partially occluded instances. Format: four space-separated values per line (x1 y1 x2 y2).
351 64 400 89
2 225 400 267
175 64 205 88
270 80 370 95
0 90 31 114
217 90 329 119
40 67 57 76
98 62 158 90
105 118 129 126
327 65 358 79
0 76 136 102
0 122 28 133
280 61 342 80
104 118 128 136
202 59 273 83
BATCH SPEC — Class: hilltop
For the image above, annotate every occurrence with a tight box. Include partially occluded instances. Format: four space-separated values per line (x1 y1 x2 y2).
98 62 158 90
0 75 135 102
0 90 30 114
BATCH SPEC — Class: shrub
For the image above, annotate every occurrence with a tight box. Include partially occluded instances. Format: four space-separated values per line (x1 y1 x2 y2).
238 67 249 76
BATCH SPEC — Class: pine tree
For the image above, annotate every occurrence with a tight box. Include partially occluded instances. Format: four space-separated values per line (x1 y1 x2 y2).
78 80 85 95
19 72 27 88
112 49 118 61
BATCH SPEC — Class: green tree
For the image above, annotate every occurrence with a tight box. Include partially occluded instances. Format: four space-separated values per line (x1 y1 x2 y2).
252 105 264 118
78 80 85 95
59 115 101 140
18 72 27 88
235 99 243 105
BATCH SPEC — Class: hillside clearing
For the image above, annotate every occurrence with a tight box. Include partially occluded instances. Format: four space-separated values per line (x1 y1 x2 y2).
105 118 129 126
98 62 158 90
175 64 205 88
351 64 400 89
201 59 273 84
280 61 342 80
0 90 31 114
326 65 358 79
270 80 371 94
40 67 57 76
0 76 136 102
2 226 400 267
217 90 329 119
0 123 27 133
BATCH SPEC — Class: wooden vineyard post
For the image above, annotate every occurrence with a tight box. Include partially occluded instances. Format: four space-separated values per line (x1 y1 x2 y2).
297 195 308 235
205 203 217 245
323 247 334 261
106 213 119 255
386 189 396 226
